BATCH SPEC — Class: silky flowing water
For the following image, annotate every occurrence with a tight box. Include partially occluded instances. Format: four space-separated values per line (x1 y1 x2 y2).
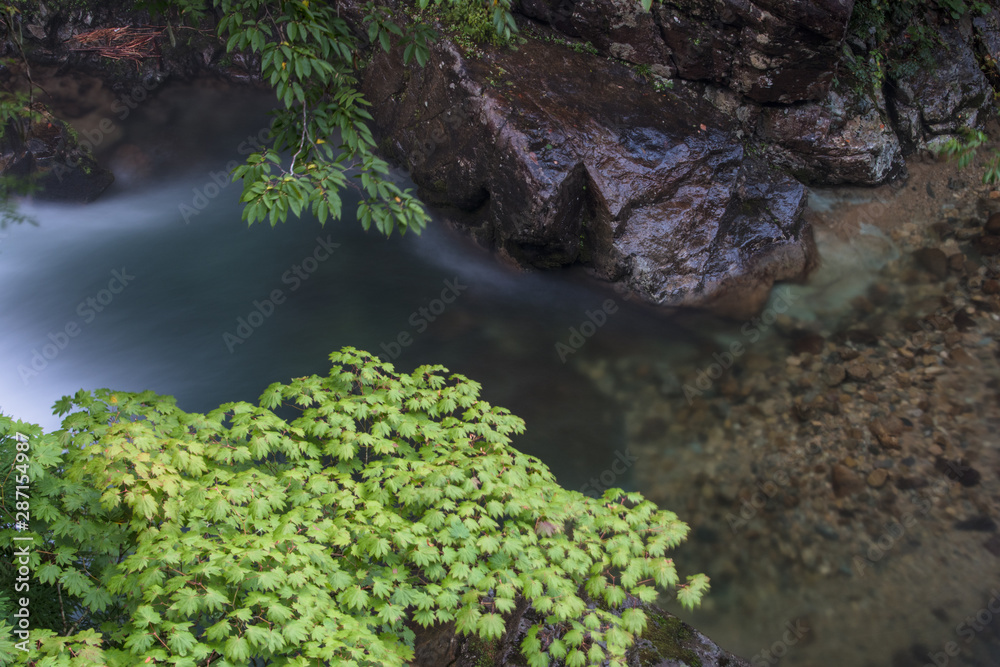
2 80 999 667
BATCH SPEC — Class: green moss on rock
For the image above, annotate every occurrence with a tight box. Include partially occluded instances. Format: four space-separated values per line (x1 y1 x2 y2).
636 612 703 667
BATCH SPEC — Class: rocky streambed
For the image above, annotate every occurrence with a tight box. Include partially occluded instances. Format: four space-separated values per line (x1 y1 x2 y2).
570 153 1000 666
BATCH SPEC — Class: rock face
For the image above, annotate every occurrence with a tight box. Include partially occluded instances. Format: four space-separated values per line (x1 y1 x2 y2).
518 0 855 104
407 599 750 667
759 87 904 185
888 24 995 152
0 106 113 202
363 38 814 316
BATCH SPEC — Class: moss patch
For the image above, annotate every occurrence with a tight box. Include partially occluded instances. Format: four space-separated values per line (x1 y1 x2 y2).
636 612 702 667
466 634 502 667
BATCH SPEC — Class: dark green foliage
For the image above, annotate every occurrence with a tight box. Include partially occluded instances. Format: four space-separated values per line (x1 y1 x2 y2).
0 348 707 666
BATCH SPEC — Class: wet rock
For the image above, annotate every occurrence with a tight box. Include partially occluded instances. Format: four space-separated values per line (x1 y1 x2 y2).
846 360 872 382
869 417 903 449
839 348 861 361
363 38 815 317
935 457 982 487
925 315 953 332
789 330 825 355
973 234 1000 256
653 0 853 104
931 222 954 240
953 311 976 332
515 0 578 35
831 464 864 498
564 0 673 71
888 24 994 152
954 517 997 532
985 212 1000 236
912 248 949 279
866 469 889 488
825 364 846 386
760 88 903 185
948 253 966 272
895 476 929 490
845 328 880 346
983 280 1000 295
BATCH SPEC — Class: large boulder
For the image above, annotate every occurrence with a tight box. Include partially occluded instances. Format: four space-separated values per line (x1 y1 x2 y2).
362 37 815 317
408 599 750 667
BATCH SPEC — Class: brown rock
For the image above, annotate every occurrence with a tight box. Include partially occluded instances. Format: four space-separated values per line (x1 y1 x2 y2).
953 311 976 332
839 348 861 361
825 364 846 386
974 234 1000 256
983 279 1000 295
985 212 1000 235
846 360 872 382
845 328 880 346
913 247 949 279
831 464 864 498
866 469 889 488
925 314 953 331
869 417 903 448
948 253 966 272
930 222 953 239
789 330 825 355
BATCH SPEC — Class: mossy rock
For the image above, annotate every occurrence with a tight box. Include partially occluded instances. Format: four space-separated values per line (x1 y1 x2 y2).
407 601 749 667
634 612 704 667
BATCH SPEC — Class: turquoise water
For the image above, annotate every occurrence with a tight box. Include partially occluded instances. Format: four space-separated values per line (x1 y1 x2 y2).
0 83 693 493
